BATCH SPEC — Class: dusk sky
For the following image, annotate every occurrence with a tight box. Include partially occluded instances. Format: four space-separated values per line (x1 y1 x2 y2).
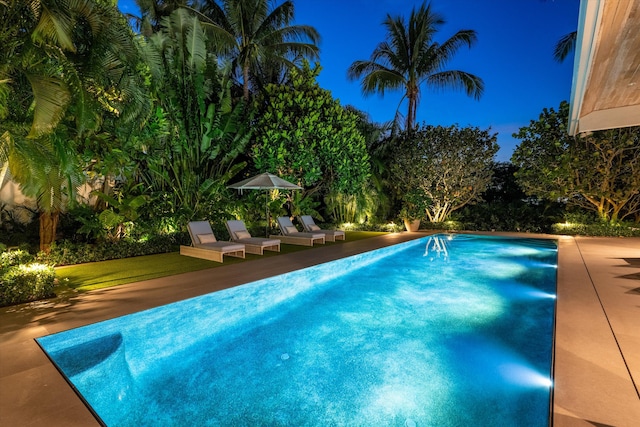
118 0 580 161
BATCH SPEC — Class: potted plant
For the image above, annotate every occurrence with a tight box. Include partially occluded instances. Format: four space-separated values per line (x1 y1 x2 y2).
399 189 430 232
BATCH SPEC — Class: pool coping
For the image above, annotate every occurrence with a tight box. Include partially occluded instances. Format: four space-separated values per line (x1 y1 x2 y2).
1 232 639 426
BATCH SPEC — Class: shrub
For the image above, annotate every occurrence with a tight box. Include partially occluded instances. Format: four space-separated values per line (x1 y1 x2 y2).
1 249 35 269
456 202 563 233
38 232 191 266
551 221 640 237
0 263 56 306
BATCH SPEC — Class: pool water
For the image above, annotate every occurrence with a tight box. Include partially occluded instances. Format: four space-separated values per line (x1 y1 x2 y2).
38 234 557 426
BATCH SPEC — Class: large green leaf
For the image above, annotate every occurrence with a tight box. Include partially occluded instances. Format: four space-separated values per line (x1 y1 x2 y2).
26 74 70 137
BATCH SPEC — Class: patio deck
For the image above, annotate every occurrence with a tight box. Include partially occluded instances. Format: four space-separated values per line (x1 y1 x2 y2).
1 232 638 426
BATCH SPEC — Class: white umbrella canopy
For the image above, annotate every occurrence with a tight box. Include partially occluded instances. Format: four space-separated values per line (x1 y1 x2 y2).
228 172 302 236
227 172 302 193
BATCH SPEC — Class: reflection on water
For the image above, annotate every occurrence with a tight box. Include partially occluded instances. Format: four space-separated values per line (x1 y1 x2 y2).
424 235 451 261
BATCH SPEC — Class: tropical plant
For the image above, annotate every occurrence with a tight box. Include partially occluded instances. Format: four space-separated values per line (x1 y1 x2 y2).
1 0 150 251
347 1 483 129
456 162 564 232
251 62 371 222
91 188 148 242
3 126 84 252
132 0 197 35
398 188 430 222
139 9 251 222
346 106 394 222
202 0 320 100
1 261 56 306
389 124 498 222
0 0 149 138
554 31 577 62
512 101 640 223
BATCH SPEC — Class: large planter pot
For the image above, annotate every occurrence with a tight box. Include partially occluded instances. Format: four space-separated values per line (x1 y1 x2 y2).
403 219 421 232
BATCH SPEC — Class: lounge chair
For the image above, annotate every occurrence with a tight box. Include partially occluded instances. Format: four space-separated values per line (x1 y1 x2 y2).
180 221 245 263
271 216 325 246
225 220 281 255
298 215 345 242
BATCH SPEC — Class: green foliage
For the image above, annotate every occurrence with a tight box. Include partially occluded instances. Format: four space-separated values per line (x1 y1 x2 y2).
0 248 55 305
139 9 252 223
512 101 640 223
1 249 35 269
0 203 38 246
5 126 85 251
37 233 190 266
456 162 564 232
457 202 563 233
349 107 395 222
91 190 148 242
552 221 640 237
419 220 465 231
0 262 56 306
324 189 378 225
398 188 431 221
1 0 150 251
0 0 149 137
389 124 498 222
252 61 371 220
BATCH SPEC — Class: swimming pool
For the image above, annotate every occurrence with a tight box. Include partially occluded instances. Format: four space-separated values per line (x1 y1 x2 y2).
37 234 557 426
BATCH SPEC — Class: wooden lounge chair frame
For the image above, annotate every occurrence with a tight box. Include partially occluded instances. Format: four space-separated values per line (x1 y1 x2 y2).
180 221 245 263
271 217 325 246
297 215 346 242
225 220 281 255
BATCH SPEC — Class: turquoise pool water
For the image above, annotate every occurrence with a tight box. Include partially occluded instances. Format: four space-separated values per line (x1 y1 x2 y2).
38 234 557 426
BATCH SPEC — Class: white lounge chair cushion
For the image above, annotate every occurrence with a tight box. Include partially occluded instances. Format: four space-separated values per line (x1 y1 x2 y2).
285 226 298 234
308 224 320 231
235 231 251 240
197 233 217 244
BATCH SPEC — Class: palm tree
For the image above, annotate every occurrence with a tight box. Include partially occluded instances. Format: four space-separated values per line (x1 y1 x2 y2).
1 0 149 137
200 0 320 101
132 0 200 35
554 31 577 62
4 128 83 252
347 1 483 129
1 0 149 250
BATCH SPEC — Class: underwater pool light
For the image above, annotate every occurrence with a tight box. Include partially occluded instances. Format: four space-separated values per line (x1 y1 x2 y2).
499 363 553 388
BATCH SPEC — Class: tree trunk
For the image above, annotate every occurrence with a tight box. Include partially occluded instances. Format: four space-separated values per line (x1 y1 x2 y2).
406 84 418 129
39 211 59 253
243 65 250 101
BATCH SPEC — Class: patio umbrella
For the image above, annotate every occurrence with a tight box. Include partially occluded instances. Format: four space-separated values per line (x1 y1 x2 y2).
228 172 302 236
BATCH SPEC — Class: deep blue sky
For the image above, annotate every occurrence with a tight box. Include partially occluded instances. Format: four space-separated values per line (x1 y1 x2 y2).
118 0 579 161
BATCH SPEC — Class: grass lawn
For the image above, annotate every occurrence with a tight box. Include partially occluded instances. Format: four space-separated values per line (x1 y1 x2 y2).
55 231 387 291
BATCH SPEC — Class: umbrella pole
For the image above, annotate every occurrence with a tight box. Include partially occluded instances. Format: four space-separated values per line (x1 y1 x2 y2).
265 190 269 237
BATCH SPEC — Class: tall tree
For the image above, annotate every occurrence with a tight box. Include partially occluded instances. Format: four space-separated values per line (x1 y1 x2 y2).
4 127 83 251
201 0 320 100
0 0 149 251
347 1 483 129
512 101 640 223
0 0 148 138
251 62 370 221
389 124 498 222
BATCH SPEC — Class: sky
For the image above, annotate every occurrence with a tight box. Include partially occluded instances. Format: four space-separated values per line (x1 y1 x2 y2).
118 0 580 162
